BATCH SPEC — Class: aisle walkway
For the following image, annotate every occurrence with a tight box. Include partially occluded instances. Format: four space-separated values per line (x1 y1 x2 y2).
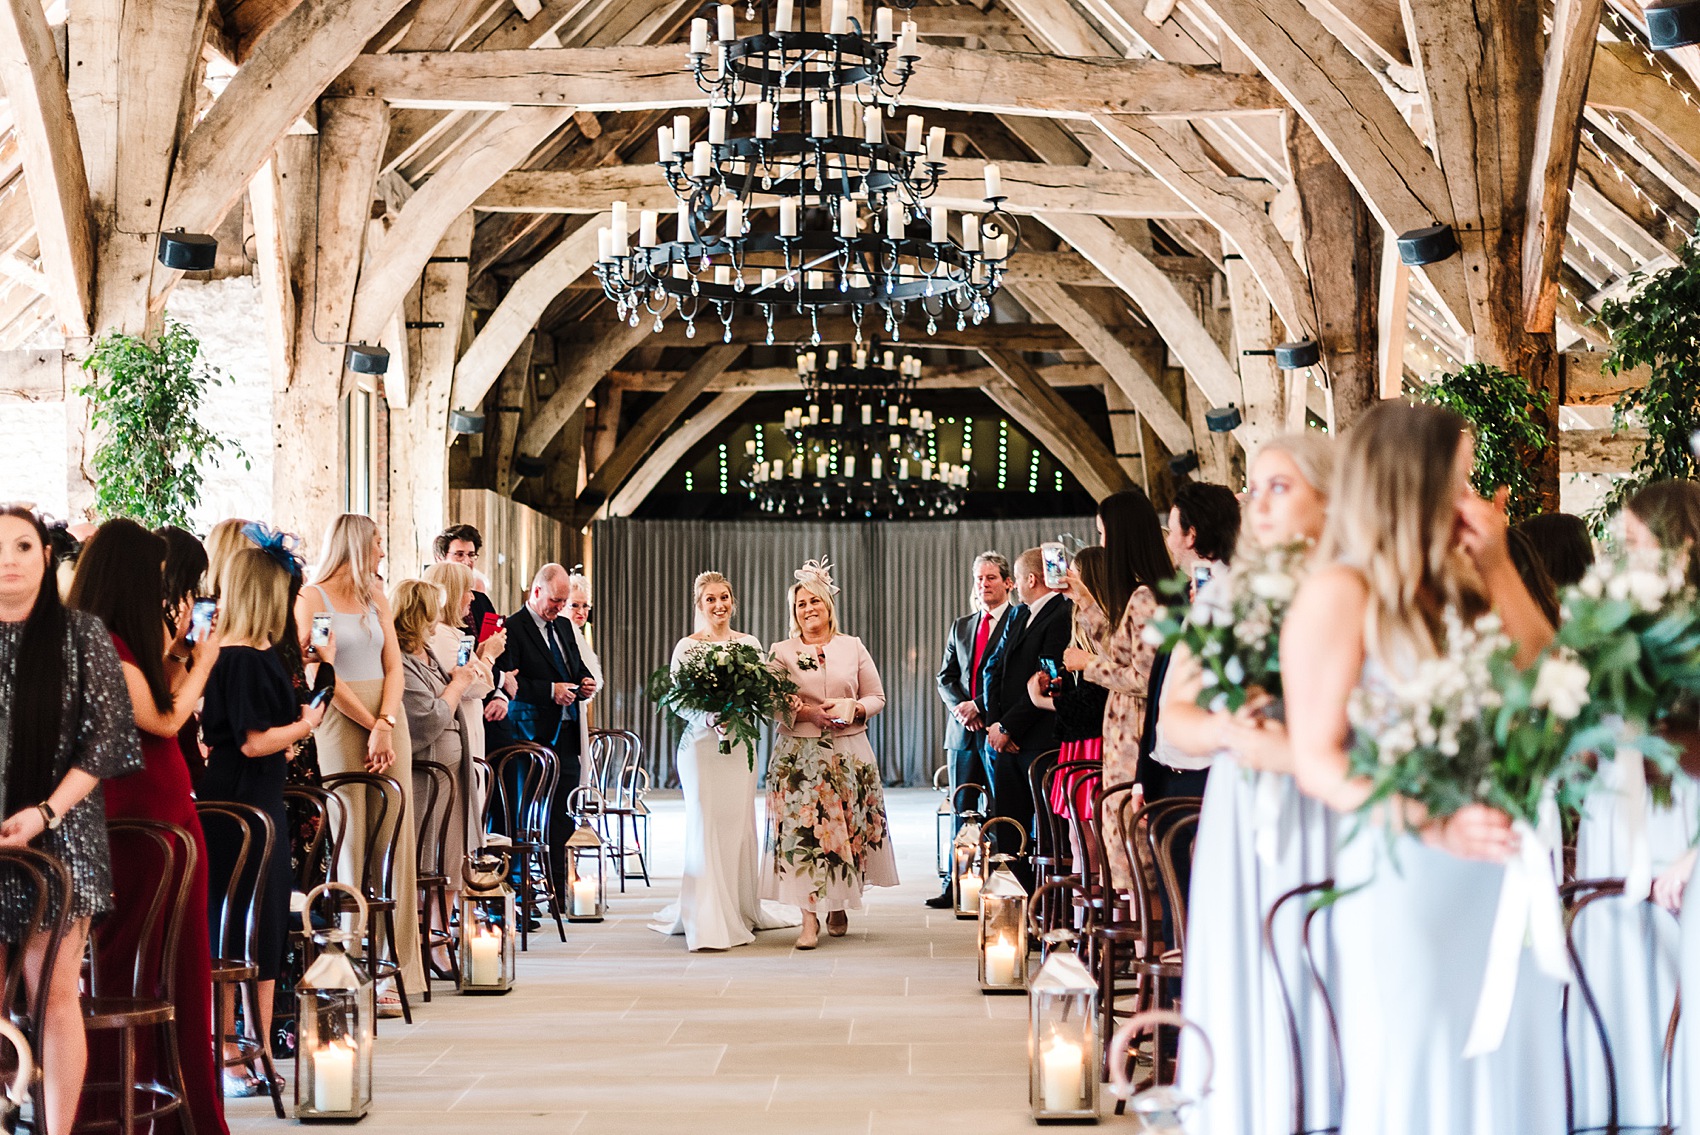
231 789 1037 1134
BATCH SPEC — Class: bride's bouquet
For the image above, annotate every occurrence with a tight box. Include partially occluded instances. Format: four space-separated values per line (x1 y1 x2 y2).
1145 540 1310 713
646 643 799 769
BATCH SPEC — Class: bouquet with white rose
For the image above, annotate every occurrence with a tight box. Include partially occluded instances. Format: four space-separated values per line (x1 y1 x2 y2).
1146 540 1310 713
646 642 799 769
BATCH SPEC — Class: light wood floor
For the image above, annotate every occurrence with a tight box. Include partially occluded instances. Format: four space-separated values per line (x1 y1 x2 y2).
229 788 1047 1134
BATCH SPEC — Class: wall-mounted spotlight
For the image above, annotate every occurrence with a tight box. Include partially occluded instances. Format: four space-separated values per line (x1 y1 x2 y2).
1649 2 1700 49
1274 340 1321 370
1205 405 1242 433
344 343 390 375
1396 223 1459 266
449 410 487 435
156 230 218 272
1168 451 1200 478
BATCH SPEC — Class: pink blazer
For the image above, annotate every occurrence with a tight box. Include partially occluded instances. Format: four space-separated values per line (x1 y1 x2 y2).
770 634 886 739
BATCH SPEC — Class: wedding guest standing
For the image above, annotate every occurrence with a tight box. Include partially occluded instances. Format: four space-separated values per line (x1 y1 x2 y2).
1514 511 1595 587
422 562 504 849
496 564 596 893
1156 433 1339 1135
930 551 1012 908
1282 401 1561 1135
432 524 496 631
765 560 897 949
296 514 421 1016
1573 479 1700 1130
567 571 602 786
651 572 800 950
1027 546 1111 841
0 507 142 1135
156 524 210 786
69 520 228 1129
1064 489 1169 886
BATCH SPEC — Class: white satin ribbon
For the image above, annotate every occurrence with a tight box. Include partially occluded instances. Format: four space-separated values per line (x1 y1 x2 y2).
1462 813 1571 1058
1612 745 1653 903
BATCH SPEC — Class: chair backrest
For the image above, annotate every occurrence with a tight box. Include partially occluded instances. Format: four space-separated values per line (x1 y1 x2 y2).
284 784 345 891
319 772 406 903
1561 877 1681 1133
590 731 632 803
1027 748 1063 863
0 847 71 1039
1093 779 1140 921
196 801 276 967
486 743 560 842
586 729 621 789
414 759 457 878
1146 803 1201 952
610 730 648 810
91 820 196 1002
1264 880 1344 1135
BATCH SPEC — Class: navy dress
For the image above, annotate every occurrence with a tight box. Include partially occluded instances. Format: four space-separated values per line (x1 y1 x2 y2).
198 646 298 980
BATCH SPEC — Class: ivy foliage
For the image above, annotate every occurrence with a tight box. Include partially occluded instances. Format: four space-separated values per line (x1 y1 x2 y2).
1592 228 1700 520
1416 362 1549 523
77 320 246 529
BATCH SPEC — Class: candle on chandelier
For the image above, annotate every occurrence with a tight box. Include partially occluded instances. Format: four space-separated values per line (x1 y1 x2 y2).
864 106 882 144
775 0 794 32
792 456 803 478
745 439 757 456
840 203 858 239
870 454 883 478
854 346 867 368
656 125 674 161
930 206 948 243
829 0 848 34
779 197 799 237
961 444 973 461
796 356 809 377
832 403 843 425
922 459 934 480
772 459 784 480
883 350 895 369
596 227 611 262
984 164 1002 199
638 211 658 247
890 432 901 449
673 114 691 149
926 126 946 162
888 405 899 426
899 114 923 155
826 350 839 369
861 404 873 425
809 403 821 424
690 16 709 53
899 458 910 480
811 100 829 137
886 199 904 239
717 3 735 41
986 233 1009 261
756 102 774 139
709 107 727 145
692 141 712 177
761 267 778 291
726 200 745 236
676 200 691 242
816 455 829 479
844 454 856 478
875 6 894 41
672 261 689 280
717 266 735 287
960 218 980 252
807 270 825 291
610 201 629 255
898 19 917 56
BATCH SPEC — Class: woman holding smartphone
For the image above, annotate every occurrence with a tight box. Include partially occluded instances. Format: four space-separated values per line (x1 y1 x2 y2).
423 562 503 850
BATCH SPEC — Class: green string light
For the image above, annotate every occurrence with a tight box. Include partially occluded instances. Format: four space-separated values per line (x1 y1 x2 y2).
718 444 729 494
997 419 1009 490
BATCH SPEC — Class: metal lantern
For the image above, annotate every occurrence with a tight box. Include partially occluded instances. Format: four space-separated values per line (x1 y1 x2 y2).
1108 1010 1214 1134
973 815 1028 920
1030 935 1101 1124
933 766 951 882
565 787 608 922
459 849 518 994
950 806 987 920
939 781 987 887
977 854 1029 994
295 882 375 1122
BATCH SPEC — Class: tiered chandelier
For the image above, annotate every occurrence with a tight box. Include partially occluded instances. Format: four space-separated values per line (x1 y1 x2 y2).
746 343 970 518
594 0 1019 344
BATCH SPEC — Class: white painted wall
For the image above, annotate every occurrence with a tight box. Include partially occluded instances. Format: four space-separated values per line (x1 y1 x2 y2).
0 401 68 516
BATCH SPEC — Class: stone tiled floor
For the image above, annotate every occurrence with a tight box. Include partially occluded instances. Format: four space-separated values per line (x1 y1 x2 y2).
229 788 1050 1134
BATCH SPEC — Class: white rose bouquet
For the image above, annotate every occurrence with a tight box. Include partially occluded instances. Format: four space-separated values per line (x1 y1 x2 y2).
1146 540 1310 713
646 643 799 768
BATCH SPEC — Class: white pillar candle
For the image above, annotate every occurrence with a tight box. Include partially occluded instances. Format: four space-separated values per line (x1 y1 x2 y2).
690 16 709 53
930 206 948 243
864 105 882 144
708 106 727 144
960 217 980 252
656 125 674 161
791 456 803 478
987 233 1009 261
961 444 973 461
676 201 692 242
958 871 982 910
811 100 828 137
312 1041 356 1113
672 261 689 280
984 937 1017 985
808 403 821 424
984 164 1001 199
775 0 794 31
855 346 867 368
898 19 917 56
755 464 768 483
883 349 895 368
816 455 829 478
888 404 899 426
571 878 598 917
692 140 712 177
906 114 924 153
596 227 611 262
807 270 825 291
673 114 692 149
826 349 839 369
844 454 856 478
875 6 893 41
610 198 628 236
889 432 901 449
717 2 735 41
715 265 732 285
780 196 799 236
745 438 757 456
467 926 501 985
830 0 848 33
1040 1039 1085 1112
860 404 872 425
756 102 774 139
831 403 843 424
887 199 904 238
761 267 778 290
870 454 882 478
840 203 857 238
773 459 785 480
639 211 658 247
927 125 945 161
921 459 934 481
726 199 745 236
899 458 910 480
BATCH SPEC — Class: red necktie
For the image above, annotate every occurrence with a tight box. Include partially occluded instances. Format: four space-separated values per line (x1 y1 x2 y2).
969 612 992 699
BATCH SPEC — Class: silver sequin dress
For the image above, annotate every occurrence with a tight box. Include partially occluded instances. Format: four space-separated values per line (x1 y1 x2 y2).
0 610 143 933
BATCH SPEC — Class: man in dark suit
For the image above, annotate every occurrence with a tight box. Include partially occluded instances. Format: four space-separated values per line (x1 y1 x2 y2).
982 546 1072 885
928 551 1013 907
495 563 596 892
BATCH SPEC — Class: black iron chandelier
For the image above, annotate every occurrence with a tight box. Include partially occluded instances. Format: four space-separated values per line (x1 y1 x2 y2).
593 0 1020 345
745 343 969 518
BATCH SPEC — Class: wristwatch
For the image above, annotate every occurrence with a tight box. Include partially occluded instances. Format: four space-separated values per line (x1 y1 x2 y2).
36 802 60 831
376 713 397 729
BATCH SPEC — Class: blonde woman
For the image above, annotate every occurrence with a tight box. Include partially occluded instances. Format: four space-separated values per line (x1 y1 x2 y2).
763 560 898 949
1281 402 1558 1134
566 572 602 787
651 572 800 951
422 562 502 841
204 518 253 600
295 514 421 1014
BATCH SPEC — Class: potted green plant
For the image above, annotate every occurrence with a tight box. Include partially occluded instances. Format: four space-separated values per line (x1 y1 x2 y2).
1416 362 1549 523
77 319 245 528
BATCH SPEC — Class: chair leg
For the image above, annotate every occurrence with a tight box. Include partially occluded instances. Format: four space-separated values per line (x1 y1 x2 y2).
366 934 382 1036
418 887 434 1004
383 910 414 1025
241 979 285 1119
440 885 460 982
120 1024 136 1135
517 853 532 953
163 1017 206 1131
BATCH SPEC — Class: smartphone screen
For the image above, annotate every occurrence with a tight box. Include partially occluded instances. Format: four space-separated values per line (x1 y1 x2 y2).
188 597 217 642
1040 657 1064 680
308 686 333 711
457 634 475 667
1041 541 1068 590
477 612 505 644
310 612 332 649
1193 564 1213 590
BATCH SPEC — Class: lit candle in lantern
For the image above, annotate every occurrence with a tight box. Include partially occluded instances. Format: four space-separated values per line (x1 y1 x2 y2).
958 871 982 910
985 936 1017 985
689 16 709 54
571 878 598 917
927 125 946 161
756 102 774 139
312 1039 356 1113
467 925 501 986
1040 1038 1085 1112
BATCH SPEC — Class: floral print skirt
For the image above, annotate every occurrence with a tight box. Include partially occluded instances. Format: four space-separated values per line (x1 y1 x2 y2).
762 732 899 912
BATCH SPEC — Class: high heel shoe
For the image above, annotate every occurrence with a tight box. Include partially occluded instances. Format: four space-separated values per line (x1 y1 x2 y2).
796 912 819 950
826 911 848 937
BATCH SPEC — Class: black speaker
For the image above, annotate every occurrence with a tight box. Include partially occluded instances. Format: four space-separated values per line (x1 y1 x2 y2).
1649 2 1700 49
344 343 390 375
156 230 218 272
448 410 487 434
1168 451 1200 478
1205 405 1242 433
514 454 548 479
1397 223 1459 266
1274 340 1321 369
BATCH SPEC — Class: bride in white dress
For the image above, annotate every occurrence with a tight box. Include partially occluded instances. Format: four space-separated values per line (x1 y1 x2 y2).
651 572 800 951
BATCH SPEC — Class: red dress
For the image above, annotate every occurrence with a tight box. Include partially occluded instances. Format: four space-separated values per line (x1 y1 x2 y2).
95 636 227 1135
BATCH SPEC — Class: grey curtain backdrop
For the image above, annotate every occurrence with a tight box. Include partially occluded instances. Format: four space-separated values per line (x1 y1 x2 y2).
590 516 1093 787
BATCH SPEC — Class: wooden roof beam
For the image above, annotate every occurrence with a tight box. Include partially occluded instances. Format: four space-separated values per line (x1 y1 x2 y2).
514 318 651 464
980 346 1133 501
604 390 753 518
607 361 1110 393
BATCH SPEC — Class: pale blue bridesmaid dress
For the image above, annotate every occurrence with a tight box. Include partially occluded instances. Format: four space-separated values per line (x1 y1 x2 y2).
1680 880 1700 1134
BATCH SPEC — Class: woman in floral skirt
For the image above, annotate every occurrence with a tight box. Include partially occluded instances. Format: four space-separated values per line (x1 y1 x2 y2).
763 559 898 948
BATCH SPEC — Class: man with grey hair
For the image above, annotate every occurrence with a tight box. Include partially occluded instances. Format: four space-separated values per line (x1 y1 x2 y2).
927 550 1013 907
496 563 597 896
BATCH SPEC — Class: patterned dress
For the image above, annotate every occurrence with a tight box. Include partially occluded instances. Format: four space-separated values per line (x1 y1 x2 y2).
762 635 899 912
1074 586 1159 886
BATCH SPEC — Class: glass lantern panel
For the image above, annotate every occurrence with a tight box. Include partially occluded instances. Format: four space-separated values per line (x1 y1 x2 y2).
978 868 1028 990
1029 953 1099 1121
297 985 374 1119
459 892 517 992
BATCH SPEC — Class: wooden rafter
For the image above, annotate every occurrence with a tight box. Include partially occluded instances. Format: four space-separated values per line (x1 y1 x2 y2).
980 347 1133 501
605 390 754 517
515 318 652 460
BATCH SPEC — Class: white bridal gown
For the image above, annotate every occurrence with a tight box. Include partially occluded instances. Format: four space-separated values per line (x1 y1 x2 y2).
650 634 800 951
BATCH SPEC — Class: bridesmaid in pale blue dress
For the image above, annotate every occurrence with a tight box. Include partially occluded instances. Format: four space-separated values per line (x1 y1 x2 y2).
1158 432 1340 1135
1280 401 1564 1135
